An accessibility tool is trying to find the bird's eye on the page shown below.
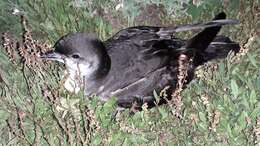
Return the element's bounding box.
[72,54,80,58]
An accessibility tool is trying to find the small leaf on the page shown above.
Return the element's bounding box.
[158,107,168,119]
[92,135,102,145]
[219,62,225,75]
[231,79,239,97]
[249,90,257,106]
[186,4,202,19]
[227,124,233,138]
[198,112,206,122]
[103,96,116,110]
[237,111,247,130]
[247,53,258,68]
[250,106,260,119]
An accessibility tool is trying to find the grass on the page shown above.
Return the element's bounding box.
[0,0,259,145]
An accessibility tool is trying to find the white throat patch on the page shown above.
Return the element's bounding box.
[61,58,94,93]
[64,58,93,76]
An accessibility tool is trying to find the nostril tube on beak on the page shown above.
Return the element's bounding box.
[40,51,64,63]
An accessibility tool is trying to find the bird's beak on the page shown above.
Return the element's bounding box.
[40,51,64,63]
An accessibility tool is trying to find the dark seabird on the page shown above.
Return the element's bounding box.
[41,12,240,109]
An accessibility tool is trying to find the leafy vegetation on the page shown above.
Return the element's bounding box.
[0,0,259,145]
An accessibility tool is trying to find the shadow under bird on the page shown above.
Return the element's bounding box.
[41,12,240,109]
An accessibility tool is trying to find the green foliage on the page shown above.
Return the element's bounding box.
[1,0,113,42]
[0,0,259,145]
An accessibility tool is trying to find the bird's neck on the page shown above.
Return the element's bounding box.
[90,44,111,80]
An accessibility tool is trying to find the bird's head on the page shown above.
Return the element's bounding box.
[41,33,110,79]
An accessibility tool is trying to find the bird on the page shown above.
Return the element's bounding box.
[40,12,240,110]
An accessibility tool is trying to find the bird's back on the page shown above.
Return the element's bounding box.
[99,27,177,105]
[84,12,239,108]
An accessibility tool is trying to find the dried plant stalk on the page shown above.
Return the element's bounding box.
[208,110,220,132]
[2,33,17,64]
[171,53,189,117]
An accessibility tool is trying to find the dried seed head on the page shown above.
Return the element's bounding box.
[2,33,17,64]
[209,110,221,132]
[171,53,190,117]
[16,15,52,71]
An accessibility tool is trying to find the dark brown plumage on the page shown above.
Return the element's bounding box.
[41,12,239,109]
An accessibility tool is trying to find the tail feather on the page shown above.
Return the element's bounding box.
[156,12,238,37]
[173,19,239,32]
[203,36,240,61]
[183,12,236,65]
[185,12,226,50]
